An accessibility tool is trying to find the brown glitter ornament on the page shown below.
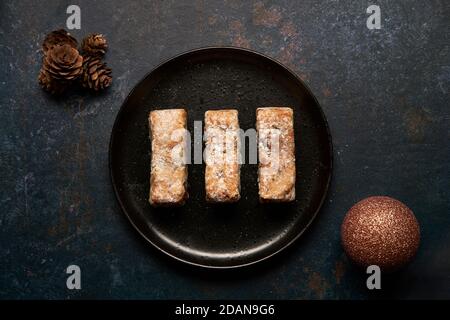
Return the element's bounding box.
[341,196,420,271]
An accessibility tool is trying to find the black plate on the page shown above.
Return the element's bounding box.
[109,47,332,268]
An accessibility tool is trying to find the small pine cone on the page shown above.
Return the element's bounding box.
[43,44,84,81]
[38,69,69,94]
[81,33,108,56]
[42,29,77,54]
[81,55,112,91]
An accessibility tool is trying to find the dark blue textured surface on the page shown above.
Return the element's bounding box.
[0,0,449,299]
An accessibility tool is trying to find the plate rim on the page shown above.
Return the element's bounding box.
[109,46,333,269]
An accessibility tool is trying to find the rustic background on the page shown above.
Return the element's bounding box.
[0,0,449,299]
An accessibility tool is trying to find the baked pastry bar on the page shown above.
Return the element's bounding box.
[256,107,295,202]
[204,109,241,202]
[149,109,188,206]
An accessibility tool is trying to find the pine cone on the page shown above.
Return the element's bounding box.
[81,55,112,91]
[38,69,69,95]
[81,33,108,56]
[43,44,83,81]
[42,29,77,54]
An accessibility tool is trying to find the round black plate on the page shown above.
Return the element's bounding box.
[109,47,332,268]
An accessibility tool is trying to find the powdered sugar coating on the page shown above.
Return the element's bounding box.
[149,109,188,206]
[257,107,295,202]
[204,109,241,202]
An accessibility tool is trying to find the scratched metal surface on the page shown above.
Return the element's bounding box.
[0,0,449,299]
